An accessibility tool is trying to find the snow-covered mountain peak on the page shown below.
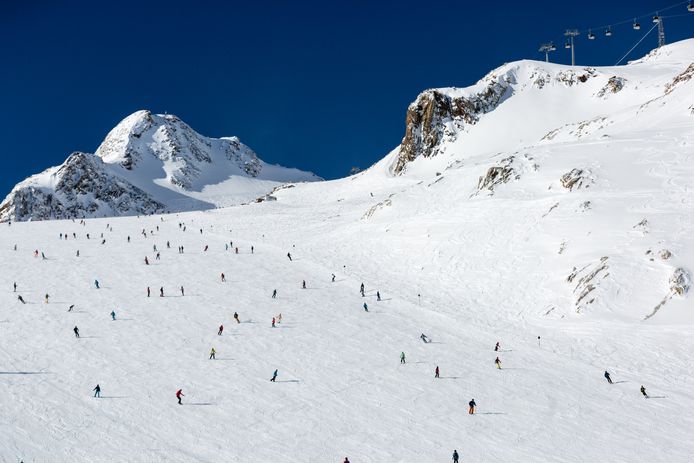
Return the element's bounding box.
[1,111,319,221]
[94,110,265,190]
[391,42,694,176]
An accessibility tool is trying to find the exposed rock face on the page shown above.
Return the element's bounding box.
[0,152,165,221]
[555,68,596,86]
[669,268,691,295]
[362,196,393,220]
[476,157,517,193]
[644,267,691,320]
[392,72,514,174]
[560,168,593,191]
[596,76,626,97]
[664,63,694,94]
[567,256,610,313]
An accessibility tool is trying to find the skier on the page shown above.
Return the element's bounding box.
[277,313,282,324]
[360,283,365,297]
[68,304,74,312]
[17,295,25,304]
[251,246,254,254]
[435,366,440,378]
[272,317,276,328]
[604,371,613,384]
[495,342,500,352]
[495,356,502,369]
[209,348,216,360]
[272,289,277,299]
[204,245,208,252]
[377,291,381,301]
[221,273,226,282]
[287,252,292,261]
[331,273,335,283]
[147,287,151,297]
[344,458,350,463]
[180,286,184,296]
[400,352,406,364]
[234,312,240,323]
[76,250,80,257]
[160,287,164,297]
[176,389,184,405]
[73,326,80,338]
[94,279,100,289]
[13,282,17,292]
[145,256,149,265]
[45,294,49,304]
[218,325,224,335]
[420,333,429,343]
[302,280,306,289]
[93,384,101,398]
[235,247,239,254]
[640,385,648,398]
[468,399,476,414]
[111,310,116,321]
[270,369,278,382]
[127,236,131,243]
[363,302,368,312]
[155,252,160,260]
[453,450,459,463]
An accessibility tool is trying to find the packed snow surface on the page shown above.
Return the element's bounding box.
[2,40,694,462]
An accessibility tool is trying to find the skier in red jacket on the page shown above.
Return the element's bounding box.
[176,389,184,405]
[218,325,223,335]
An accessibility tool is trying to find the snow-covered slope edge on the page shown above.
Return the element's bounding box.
[0,110,320,221]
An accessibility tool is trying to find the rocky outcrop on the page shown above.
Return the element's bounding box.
[567,257,610,313]
[0,152,165,221]
[555,68,597,87]
[362,196,394,220]
[596,76,626,97]
[392,71,514,174]
[477,158,516,193]
[644,268,691,320]
[560,168,593,191]
[664,63,694,94]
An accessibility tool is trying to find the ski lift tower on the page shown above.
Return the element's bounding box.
[564,29,580,66]
[653,14,665,47]
[539,42,557,62]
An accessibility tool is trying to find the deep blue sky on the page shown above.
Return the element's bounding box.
[1,1,692,193]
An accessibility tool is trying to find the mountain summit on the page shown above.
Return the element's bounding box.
[0,110,319,221]
[389,38,694,177]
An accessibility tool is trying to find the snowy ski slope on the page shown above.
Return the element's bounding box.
[1,198,693,462]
